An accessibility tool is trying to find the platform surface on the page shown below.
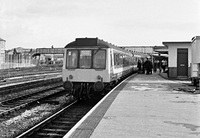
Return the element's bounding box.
[67,73,200,138]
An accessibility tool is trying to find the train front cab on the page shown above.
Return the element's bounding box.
[62,48,112,98]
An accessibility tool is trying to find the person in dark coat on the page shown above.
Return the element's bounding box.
[153,60,158,73]
[144,58,153,74]
[141,59,145,74]
[161,60,167,73]
[137,60,142,73]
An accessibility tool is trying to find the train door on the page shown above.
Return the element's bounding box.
[110,49,114,73]
[177,48,188,77]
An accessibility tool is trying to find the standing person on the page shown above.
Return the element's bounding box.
[158,60,162,73]
[141,58,145,74]
[153,60,158,73]
[163,60,167,72]
[161,60,167,72]
[137,60,142,73]
[144,58,153,74]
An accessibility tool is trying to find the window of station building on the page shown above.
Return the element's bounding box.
[80,50,92,69]
[66,50,78,68]
[93,50,106,69]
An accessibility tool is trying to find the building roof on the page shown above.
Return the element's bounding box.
[0,38,6,41]
[191,36,200,42]
[153,46,168,54]
[162,41,191,46]
[120,45,155,48]
[162,41,191,49]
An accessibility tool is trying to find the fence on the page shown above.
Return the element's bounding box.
[0,53,37,69]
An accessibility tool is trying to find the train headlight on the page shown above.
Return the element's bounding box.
[63,81,73,91]
[94,81,104,92]
[69,75,73,79]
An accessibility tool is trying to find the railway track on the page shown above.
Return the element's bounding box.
[16,94,103,138]
[0,83,63,117]
[0,72,61,86]
[0,77,62,96]
[0,70,61,79]
[0,65,62,79]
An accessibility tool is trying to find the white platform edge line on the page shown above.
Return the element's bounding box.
[63,73,137,138]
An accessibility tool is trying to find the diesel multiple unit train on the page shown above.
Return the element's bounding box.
[62,38,146,99]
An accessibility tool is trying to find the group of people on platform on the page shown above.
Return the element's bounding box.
[137,58,168,75]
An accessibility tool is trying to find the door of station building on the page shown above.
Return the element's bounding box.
[177,48,188,77]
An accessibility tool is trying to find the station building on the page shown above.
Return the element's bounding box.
[162,41,191,79]
[5,47,37,68]
[161,36,200,80]
[191,36,200,84]
[0,38,6,69]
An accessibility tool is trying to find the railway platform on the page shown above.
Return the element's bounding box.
[65,73,200,138]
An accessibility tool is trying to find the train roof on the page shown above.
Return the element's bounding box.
[65,38,151,58]
[65,38,130,53]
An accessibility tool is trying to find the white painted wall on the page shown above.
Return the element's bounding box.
[168,43,191,67]
[0,40,5,69]
[191,36,200,77]
[191,36,200,63]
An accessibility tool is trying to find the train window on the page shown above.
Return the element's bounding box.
[123,55,129,67]
[93,50,106,69]
[114,53,119,66]
[119,54,123,65]
[66,50,78,68]
[80,50,92,68]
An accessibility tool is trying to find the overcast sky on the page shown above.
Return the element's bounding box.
[0,0,200,49]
